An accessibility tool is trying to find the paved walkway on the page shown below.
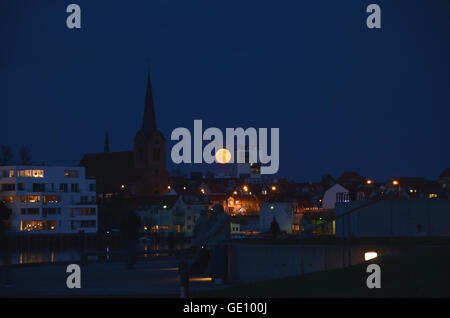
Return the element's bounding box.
[0,260,221,297]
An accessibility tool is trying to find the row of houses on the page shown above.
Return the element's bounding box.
[1,164,449,237]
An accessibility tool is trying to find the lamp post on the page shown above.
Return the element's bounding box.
[392,180,400,199]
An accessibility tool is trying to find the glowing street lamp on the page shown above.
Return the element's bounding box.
[364,251,378,261]
[271,185,277,191]
[366,179,373,185]
[392,180,399,186]
[243,185,249,192]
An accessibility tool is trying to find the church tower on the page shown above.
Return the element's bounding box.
[133,68,169,195]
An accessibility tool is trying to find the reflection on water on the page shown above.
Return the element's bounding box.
[7,240,189,265]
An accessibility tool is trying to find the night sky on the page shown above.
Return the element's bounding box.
[1,0,449,182]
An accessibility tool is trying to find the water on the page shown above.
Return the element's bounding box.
[4,240,190,265]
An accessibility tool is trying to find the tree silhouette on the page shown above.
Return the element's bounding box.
[19,145,32,165]
[0,201,11,221]
[0,145,13,165]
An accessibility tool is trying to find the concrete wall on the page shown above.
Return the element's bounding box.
[227,242,450,284]
[335,200,450,237]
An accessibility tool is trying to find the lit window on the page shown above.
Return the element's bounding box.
[20,220,56,231]
[429,193,438,199]
[17,170,44,178]
[64,170,79,178]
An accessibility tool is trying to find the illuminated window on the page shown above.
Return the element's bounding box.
[17,170,44,178]
[64,170,79,178]
[20,195,40,203]
[429,193,438,199]
[1,196,14,203]
[43,195,61,204]
[20,220,56,231]
[0,170,15,178]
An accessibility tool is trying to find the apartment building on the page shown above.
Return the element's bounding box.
[0,165,98,234]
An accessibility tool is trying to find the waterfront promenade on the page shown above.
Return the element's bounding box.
[0,259,217,297]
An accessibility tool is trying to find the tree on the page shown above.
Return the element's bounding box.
[0,145,13,165]
[321,174,336,190]
[0,201,11,221]
[19,145,32,165]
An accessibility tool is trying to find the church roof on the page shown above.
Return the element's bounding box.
[142,68,157,138]
[79,151,144,192]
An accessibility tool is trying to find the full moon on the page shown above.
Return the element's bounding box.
[215,148,231,164]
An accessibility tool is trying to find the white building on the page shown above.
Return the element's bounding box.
[322,184,350,209]
[0,166,98,234]
[135,194,209,237]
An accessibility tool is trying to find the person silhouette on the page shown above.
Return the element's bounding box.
[270,216,280,239]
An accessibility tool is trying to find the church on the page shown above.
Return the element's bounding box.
[80,70,170,198]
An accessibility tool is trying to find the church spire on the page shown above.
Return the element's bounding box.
[142,67,157,137]
[104,129,110,153]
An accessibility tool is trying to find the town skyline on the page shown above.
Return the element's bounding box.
[2,0,450,181]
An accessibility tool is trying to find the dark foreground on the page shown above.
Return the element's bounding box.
[0,259,217,297]
[195,251,450,298]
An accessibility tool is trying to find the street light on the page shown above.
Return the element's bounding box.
[392,180,400,199]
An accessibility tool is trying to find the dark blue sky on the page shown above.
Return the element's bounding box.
[1,0,449,182]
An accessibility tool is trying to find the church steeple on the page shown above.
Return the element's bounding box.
[104,129,110,153]
[142,67,157,137]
